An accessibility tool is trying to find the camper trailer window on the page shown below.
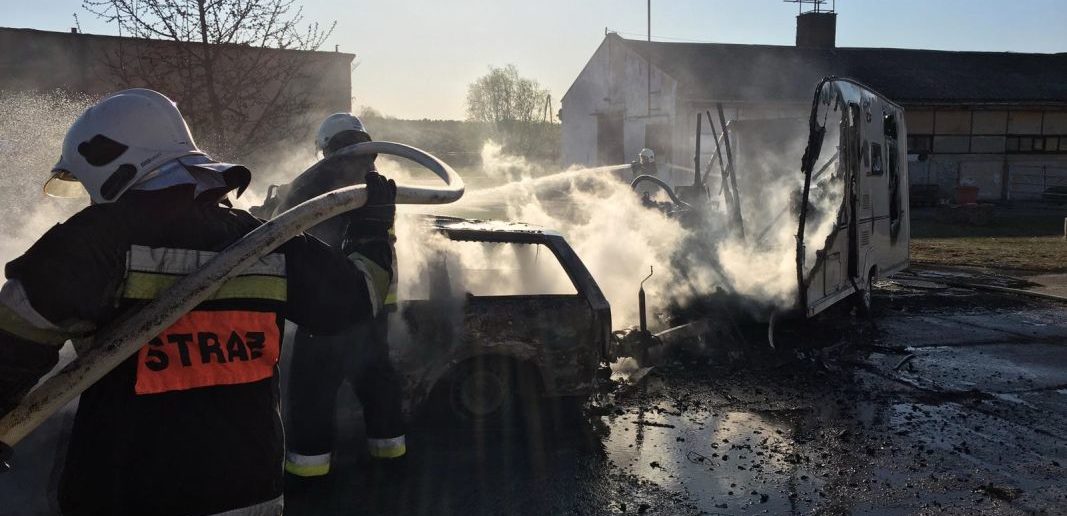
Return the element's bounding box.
[870,142,884,176]
[884,114,900,177]
[883,113,899,139]
[885,114,902,236]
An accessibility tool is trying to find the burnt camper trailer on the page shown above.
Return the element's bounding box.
[635,78,909,321]
[710,78,910,317]
[796,78,910,317]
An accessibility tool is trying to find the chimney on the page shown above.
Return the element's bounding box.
[796,11,836,48]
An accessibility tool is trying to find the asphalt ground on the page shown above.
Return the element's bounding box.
[4,272,1067,515]
[282,273,1067,516]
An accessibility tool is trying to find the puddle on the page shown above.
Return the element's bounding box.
[601,403,823,513]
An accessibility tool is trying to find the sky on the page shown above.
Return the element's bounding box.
[4,0,1067,120]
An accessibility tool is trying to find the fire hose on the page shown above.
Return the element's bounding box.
[630,175,695,211]
[0,142,464,463]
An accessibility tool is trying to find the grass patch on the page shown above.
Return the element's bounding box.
[911,236,1067,273]
[910,205,1067,273]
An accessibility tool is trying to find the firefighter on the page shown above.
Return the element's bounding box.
[0,89,394,516]
[630,147,657,178]
[281,113,407,480]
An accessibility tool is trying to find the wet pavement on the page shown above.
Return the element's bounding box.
[280,276,1067,515]
[4,274,1067,515]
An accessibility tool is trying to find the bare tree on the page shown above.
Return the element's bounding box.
[466,65,553,154]
[84,0,335,159]
[466,65,549,125]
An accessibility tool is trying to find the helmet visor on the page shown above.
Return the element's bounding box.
[44,170,89,199]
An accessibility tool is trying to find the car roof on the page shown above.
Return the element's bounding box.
[409,215,564,244]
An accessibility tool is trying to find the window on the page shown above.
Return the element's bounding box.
[1005,135,1067,154]
[885,114,902,240]
[933,135,970,153]
[907,135,933,154]
[1006,137,1020,152]
[443,242,577,297]
[870,142,884,176]
[971,136,1006,153]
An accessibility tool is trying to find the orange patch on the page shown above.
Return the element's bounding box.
[134,311,280,395]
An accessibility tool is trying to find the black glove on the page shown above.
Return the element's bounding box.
[341,171,396,286]
[347,172,399,234]
[342,171,396,252]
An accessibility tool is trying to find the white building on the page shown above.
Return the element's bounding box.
[561,12,1067,201]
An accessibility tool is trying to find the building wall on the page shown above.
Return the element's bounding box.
[905,107,1067,200]
[562,37,1067,202]
[560,40,610,167]
[561,40,821,187]
[662,101,810,187]
[560,37,677,168]
[0,28,353,158]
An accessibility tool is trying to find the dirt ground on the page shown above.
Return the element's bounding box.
[3,269,1066,515]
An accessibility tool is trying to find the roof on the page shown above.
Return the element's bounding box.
[421,216,564,244]
[614,34,1067,105]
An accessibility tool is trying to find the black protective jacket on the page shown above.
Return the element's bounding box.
[0,185,387,516]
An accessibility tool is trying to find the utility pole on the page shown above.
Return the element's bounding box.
[647,0,652,117]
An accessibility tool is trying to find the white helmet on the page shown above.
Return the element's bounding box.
[47,89,205,204]
[315,113,368,155]
[639,148,655,162]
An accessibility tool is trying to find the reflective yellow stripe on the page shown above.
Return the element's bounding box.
[0,302,72,345]
[284,460,331,477]
[128,246,286,277]
[368,435,406,459]
[347,252,391,306]
[384,292,398,306]
[123,272,287,302]
[369,443,406,459]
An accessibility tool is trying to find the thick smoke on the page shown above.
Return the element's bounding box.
[478,140,534,184]
[0,90,844,331]
[704,116,844,308]
[0,91,93,275]
[461,166,686,325]
[390,119,844,329]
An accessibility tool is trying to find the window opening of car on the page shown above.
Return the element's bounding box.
[406,241,578,298]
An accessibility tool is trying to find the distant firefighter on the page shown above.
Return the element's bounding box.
[280,113,408,482]
[631,147,657,178]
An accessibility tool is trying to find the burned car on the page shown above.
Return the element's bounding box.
[388,216,611,421]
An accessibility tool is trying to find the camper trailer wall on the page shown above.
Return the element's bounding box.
[803,79,910,317]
